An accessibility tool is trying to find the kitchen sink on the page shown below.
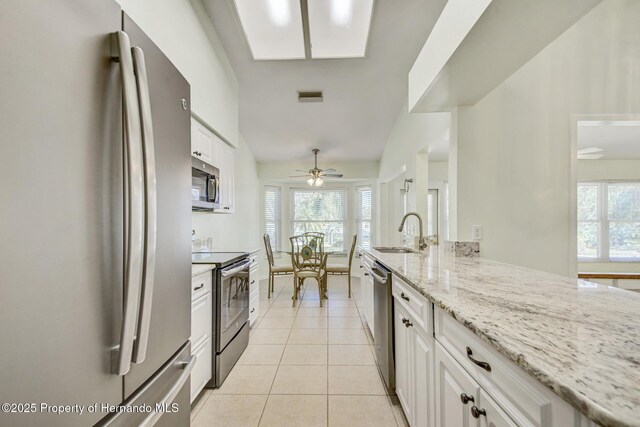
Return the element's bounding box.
[373,247,418,254]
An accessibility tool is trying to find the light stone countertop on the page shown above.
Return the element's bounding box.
[191,263,215,278]
[365,246,640,427]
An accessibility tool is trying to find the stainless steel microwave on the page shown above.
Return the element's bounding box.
[192,157,220,211]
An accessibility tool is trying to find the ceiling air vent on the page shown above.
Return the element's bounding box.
[298,91,323,103]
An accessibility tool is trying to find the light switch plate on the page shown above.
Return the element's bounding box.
[472,225,483,240]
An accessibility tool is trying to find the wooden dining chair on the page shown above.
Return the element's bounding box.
[289,234,328,307]
[326,235,357,298]
[263,234,293,298]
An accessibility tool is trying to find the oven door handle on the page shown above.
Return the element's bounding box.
[221,261,251,277]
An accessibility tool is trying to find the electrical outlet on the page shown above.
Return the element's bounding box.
[472,225,483,240]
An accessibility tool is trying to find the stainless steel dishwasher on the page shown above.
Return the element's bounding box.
[371,261,395,394]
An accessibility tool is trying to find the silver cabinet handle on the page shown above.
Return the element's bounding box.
[113,31,144,376]
[131,46,157,365]
[139,354,197,426]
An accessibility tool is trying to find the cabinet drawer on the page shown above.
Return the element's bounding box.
[249,293,259,326]
[392,274,432,335]
[191,271,212,301]
[190,335,212,403]
[434,307,575,427]
[191,291,212,348]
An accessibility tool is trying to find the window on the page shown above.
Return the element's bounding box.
[356,186,373,250]
[578,182,640,261]
[264,186,282,250]
[291,189,346,252]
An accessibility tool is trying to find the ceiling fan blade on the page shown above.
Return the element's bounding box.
[322,174,344,178]
[289,175,311,178]
[295,169,309,173]
[323,168,336,173]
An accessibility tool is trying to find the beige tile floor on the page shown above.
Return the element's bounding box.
[190,275,409,427]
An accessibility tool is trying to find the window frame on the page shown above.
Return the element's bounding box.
[290,187,347,252]
[578,180,640,263]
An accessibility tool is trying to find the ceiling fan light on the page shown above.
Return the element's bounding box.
[315,177,324,187]
[307,178,315,186]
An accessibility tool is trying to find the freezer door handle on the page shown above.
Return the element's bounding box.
[131,45,157,365]
[139,354,197,427]
[112,31,144,376]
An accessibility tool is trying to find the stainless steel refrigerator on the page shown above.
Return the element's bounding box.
[0,1,193,425]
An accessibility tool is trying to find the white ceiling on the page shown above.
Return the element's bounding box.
[577,121,640,160]
[203,0,446,163]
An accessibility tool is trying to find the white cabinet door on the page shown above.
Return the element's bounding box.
[249,257,259,326]
[413,326,434,427]
[361,271,374,337]
[477,390,518,427]
[435,341,480,427]
[190,118,213,163]
[223,143,235,213]
[214,140,235,213]
[394,301,412,420]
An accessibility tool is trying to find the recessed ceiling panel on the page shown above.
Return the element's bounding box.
[235,0,305,60]
[308,0,374,59]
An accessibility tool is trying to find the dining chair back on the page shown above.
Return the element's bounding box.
[289,234,328,306]
[263,233,293,298]
[326,234,357,298]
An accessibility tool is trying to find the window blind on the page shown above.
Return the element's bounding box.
[264,186,281,251]
[356,186,372,250]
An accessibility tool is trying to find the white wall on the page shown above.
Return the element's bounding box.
[452,0,640,276]
[577,160,640,181]
[429,162,449,182]
[192,135,260,248]
[377,101,451,245]
[114,0,239,146]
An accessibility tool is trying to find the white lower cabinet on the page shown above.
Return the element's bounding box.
[477,389,519,427]
[249,255,260,326]
[434,341,480,427]
[190,271,212,403]
[394,302,412,417]
[361,253,375,338]
[393,289,435,427]
[392,276,581,427]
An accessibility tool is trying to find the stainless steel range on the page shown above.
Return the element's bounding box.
[192,252,250,387]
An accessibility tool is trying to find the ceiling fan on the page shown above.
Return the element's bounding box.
[290,148,343,186]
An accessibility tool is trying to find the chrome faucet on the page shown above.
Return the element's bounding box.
[398,212,428,251]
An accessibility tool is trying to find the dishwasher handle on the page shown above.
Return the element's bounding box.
[370,267,389,284]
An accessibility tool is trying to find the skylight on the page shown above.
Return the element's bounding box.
[234,0,306,60]
[307,0,374,58]
[235,0,374,60]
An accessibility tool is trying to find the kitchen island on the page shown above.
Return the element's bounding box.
[365,246,640,427]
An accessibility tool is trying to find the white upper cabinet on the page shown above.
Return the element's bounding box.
[213,137,235,213]
[190,117,236,214]
[191,118,213,163]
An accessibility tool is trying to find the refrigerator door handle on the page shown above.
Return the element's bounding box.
[112,31,145,376]
[139,354,196,427]
[131,46,157,365]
